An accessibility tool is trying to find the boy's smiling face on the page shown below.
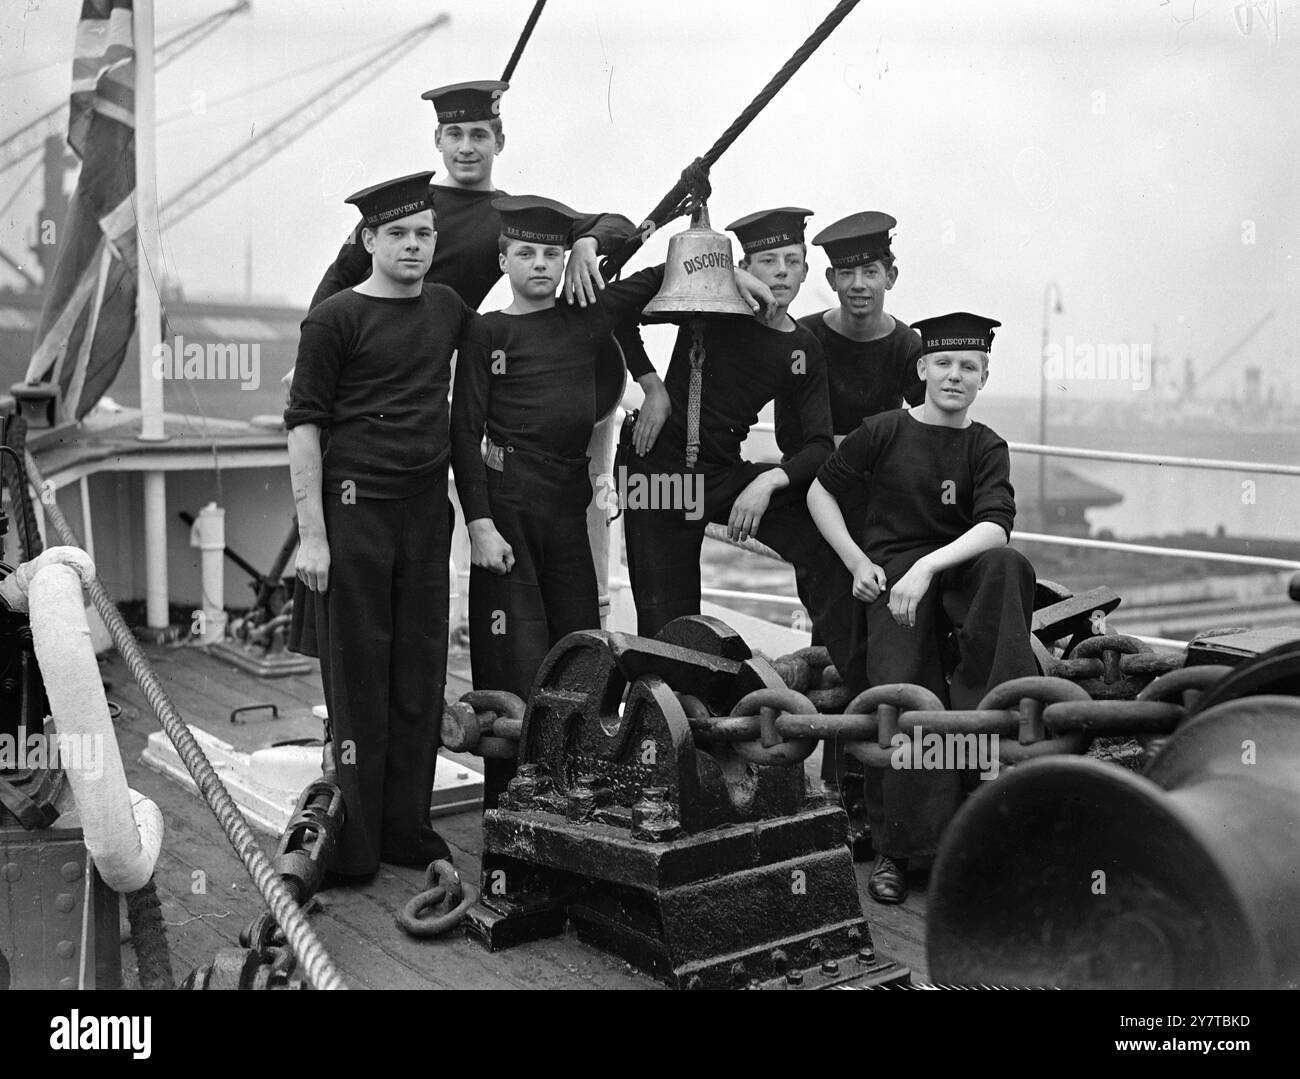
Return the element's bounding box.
[919,349,989,413]
[435,121,503,187]
[826,259,896,320]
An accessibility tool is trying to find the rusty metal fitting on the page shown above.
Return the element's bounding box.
[397,859,480,939]
[728,687,819,766]
[1042,699,1186,737]
[1134,664,1234,759]
[272,779,344,904]
[1118,652,1184,679]
[977,676,1092,765]
[772,653,814,693]
[440,700,483,752]
[631,786,681,842]
[1137,664,1234,705]
[442,689,528,757]
[806,684,856,712]
[1070,634,1152,685]
[502,763,551,809]
[839,684,945,769]
[1048,656,1106,681]
[773,711,877,742]
[566,774,610,822]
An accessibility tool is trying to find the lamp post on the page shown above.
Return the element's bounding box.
[1038,281,1064,531]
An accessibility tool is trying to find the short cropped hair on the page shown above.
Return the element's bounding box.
[739,242,807,269]
[833,252,896,273]
[498,234,569,256]
[436,118,505,145]
[360,208,436,244]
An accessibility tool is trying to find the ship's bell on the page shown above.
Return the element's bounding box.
[641,203,753,322]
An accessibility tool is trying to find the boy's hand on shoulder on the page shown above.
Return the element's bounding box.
[281,367,295,407]
[851,557,887,603]
[468,518,515,575]
[888,559,935,628]
[563,237,604,307]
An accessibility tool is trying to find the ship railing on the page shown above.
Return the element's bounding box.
[450,415,1300,654]
[681,424,1300,653]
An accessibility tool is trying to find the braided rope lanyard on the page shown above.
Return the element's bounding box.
[684,322,706,471]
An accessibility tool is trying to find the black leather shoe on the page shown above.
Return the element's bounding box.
[867,855,908,904]
[381,829,454,869]
[320,868,376,891]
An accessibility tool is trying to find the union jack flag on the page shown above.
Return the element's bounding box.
[26,0,138,421]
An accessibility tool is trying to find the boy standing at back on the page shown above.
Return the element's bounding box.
[776,211,923,457]
[776,212,924,790]
[806,312,1038,904]
[311,81,630,311]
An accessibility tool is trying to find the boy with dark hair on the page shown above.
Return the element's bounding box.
[776,211,923,456]
[807,311,1038,904]
[286,172,486,880]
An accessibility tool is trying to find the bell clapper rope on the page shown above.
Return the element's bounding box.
[685,320,706,472]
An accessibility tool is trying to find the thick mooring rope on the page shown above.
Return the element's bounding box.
[501,0,547,82]
[603,0,861,275]
[24,451,347,991]
[125,877,175,990]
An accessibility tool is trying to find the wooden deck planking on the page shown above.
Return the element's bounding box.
[105,641,929,988]
[140,645,324,716]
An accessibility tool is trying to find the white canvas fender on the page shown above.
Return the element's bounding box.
[1,547,163,892]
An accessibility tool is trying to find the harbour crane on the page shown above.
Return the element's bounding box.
[0,1,252,177]
[159,14,450,232]
[1180,309,1276,402]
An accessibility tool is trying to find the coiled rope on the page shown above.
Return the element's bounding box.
[602,0,861,276]
[24,449,347,991]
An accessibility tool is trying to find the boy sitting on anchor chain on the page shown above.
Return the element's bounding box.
[807,312,1039,905]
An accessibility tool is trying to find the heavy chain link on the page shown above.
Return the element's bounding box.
[446,632,1219,770]
[439,689,526,758]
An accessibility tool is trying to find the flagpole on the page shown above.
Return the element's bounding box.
[135,0,169,630]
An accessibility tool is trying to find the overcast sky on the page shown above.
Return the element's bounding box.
[1,0,1296,402]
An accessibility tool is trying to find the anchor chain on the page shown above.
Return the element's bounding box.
[446,628,1214,770]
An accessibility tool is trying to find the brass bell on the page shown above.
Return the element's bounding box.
[641,202,753,322]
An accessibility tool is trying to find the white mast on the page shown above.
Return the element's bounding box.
[134,0,169,630]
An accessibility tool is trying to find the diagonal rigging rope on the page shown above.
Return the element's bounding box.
[502,0,547,82]
[23,450,347,991]
[602,0,861,276]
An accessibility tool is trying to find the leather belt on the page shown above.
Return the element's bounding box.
[483,437,509,473]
